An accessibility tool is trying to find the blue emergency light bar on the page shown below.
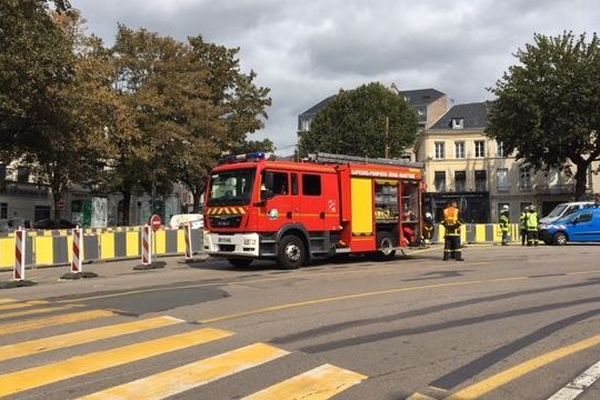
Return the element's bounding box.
[221,152,271,164]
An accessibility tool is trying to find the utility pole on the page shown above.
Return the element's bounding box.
[384,116,390,159]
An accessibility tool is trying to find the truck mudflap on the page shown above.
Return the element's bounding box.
[203,232,260,257]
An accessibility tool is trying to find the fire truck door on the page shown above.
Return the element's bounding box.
[298,173,338,232]
[258,170,298,231]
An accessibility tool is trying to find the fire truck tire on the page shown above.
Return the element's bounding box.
[277,234,306,269]
[227,258,253,268]
[375,231,396,261]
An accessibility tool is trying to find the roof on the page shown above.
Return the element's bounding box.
[299,88,447,117]
[299,95,338,117]
[429,102,489,130]
[400,88,445,105]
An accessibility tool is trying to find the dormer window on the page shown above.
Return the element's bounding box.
[451,118,464,129]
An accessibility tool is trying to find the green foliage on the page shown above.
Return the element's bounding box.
[0,2,116,219]
[298,82,419,158]
[0,3,271,222]
[233,138,276,154]
[109,27,272,218]
[487,32,600,198]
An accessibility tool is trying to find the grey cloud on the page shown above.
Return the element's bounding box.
[74,0,600,155]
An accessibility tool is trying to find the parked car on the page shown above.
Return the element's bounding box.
[168,213,203,229]
[539,201,595,226]
[539,207,600,245]
[33,219,77,229]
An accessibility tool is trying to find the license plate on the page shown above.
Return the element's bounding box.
[218,237,232,243]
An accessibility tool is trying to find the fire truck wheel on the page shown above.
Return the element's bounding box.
[277,234,306,269]
[227,258,253,268]
[376,231,396,261]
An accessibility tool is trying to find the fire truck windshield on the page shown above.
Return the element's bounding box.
[208,168,256,206]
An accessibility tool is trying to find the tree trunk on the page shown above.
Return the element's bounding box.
[192,181,206,212]
[121,190,131,226]
[53,193,61,222]
[574,163,589,200]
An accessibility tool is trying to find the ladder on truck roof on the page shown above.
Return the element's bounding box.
[307,152,424,169]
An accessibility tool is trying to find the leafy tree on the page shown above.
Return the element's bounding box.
[487,32,600,199]
[233,138,276,154]
[110,28,272,218]
[298,82,419,158]
[0,2,114,220]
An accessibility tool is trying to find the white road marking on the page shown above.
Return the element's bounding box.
[547,359,600,400]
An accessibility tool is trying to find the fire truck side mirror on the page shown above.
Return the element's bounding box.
[261,189,276,201]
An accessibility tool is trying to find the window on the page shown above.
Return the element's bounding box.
[519,167,532,191]
[34,206,51,222]
[455,171,466,192]
[434,171,446,192]
[17,166,30,183]
[434,142,445,159]
[455,142,465,159]
[291,173,299,195]
[0,203,6,219]
[475,141,485,158]
[520,202,532,212]
[475,170,487,192]
[497,141,508,158]
[262,171,289,197]
[208,169,256,206]
[451,118,464,129]
[302,174,321,196]
[0,164,5,181]
[300,118,311,132]
[576,212,593,223]
[496,168,509,192]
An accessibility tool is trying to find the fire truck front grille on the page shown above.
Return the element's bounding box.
[218,244,236,252]
[210,216,242,228]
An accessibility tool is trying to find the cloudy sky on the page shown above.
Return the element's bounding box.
[76,0,600,155]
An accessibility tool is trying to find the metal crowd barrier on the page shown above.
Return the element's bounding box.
[0,228,203,270]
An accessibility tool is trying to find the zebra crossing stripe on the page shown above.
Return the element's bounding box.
[241,364,367,400]
[0,309,115,337]
[79,343,290,400]
[0,316,183,363]
[0,327,233,397]
[0,300,48,312]
[0,305,78,321]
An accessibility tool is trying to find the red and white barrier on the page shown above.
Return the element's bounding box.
[142,224,153,265]
[71,226,83,273]
[14,227,26,281]
[184,221,193,261]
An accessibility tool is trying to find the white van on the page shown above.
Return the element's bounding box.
[540,201,595,225]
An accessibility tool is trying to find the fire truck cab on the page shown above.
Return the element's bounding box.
[203,152,424,269]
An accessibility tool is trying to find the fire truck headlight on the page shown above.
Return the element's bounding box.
[243,238,257,246]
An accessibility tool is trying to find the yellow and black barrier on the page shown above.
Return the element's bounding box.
[432,223,522,244]
[0,228,202,271]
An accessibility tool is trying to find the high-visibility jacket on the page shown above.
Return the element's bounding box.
[443,206,461,236]
[525,211,538,231]
[499,214,509,232]
[519,212,527,230]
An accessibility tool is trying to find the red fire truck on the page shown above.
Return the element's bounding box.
[203,152,424,268]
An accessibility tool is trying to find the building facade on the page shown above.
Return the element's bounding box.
[418,102,599,223]
[0,161,189,228]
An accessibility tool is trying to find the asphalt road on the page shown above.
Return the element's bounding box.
[1,244,600,399]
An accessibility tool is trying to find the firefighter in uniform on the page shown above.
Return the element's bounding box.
[525,205,539,246]
[442,201,463,261]
[423,212,434,246]
[520,208,528,246]
[499,205,510,246]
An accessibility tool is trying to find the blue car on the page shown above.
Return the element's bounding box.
[539,207,600,245]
